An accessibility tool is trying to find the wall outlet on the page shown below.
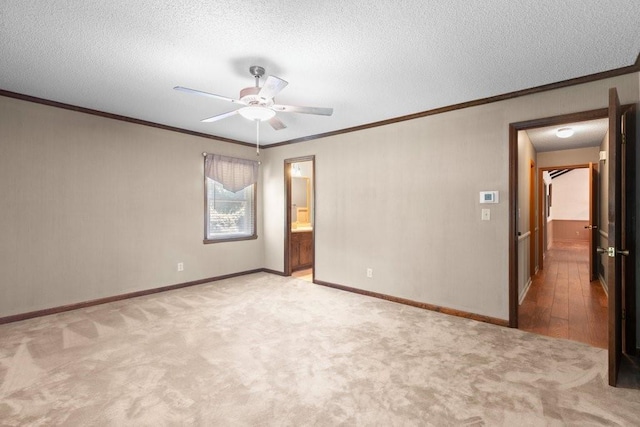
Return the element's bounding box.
[177,262,184,272]
[366,268,373,278]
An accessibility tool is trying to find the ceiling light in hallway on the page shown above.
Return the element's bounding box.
[556,127,574,138]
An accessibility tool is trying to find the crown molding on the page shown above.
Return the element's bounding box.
[2,56,639,149]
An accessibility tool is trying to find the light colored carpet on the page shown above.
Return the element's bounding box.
[1,272,639,426]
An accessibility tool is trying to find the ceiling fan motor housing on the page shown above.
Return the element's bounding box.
[249,65,265,78]
[240,86,274,107]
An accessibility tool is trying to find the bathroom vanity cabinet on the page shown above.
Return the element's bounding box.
[290,230,313,271]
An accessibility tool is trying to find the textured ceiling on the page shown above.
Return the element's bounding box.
[1,1,639,146]
[526,118,609,152]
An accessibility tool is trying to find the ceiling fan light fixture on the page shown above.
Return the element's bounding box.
[556,127,574,138]
[176,65,332,136]
[238,106,276,121]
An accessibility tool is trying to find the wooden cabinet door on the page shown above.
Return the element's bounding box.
[290,231,312,271]
[299,234,313,268]
[290,233,301,270]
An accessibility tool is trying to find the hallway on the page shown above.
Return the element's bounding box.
[519,241,608,348]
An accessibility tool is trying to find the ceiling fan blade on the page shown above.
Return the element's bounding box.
[268,116,287,131]
[258,76,288,100]
[201,110,239,123]
[272,104,333,116]
[174,86,242,104]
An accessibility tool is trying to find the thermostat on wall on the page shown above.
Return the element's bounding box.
[479,191,499,204]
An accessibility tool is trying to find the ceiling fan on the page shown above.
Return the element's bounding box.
[174,65,333,132]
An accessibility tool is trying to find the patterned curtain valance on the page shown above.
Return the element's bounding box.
[205,154,259,193]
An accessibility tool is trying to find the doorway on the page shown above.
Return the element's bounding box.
[508,96,637,386]
[510,108,609,325]
[284,156,315,282]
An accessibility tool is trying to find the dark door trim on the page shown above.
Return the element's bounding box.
[508,107,608,327]
[284,155,316,277]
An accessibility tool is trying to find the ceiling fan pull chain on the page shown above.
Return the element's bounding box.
[256,119,260,155]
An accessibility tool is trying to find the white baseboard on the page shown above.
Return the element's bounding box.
[519,277,533,305]
[598,274,608,297]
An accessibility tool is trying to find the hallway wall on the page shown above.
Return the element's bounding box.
[537,147,599,168]
[516,131,536,302]
[551,168,589,220]
[549,168,590,243]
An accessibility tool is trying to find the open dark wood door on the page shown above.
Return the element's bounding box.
[588,162,598,281]
[607,87,630,386]
[622,104,636,356]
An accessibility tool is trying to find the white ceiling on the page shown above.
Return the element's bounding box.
[1,1,639,146]
[526,118,609,152]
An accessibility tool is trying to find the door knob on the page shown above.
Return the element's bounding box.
[584,225,598,229]
[599,247,631,257]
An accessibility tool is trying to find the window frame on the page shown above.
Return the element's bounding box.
[203,174,258,245]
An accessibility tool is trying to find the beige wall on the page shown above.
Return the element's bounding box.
[550,220,590,242]
[0,96,264,317]
[264,73,639,321]
[537,146,599,168]
[551,168,590,220]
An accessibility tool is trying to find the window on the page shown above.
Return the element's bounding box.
[204,154,258,243]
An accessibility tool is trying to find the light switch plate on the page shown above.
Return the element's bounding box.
[482,209,490,221]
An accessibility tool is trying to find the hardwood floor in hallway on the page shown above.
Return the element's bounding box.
[519,241,608,348]
[292,268,313,282]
